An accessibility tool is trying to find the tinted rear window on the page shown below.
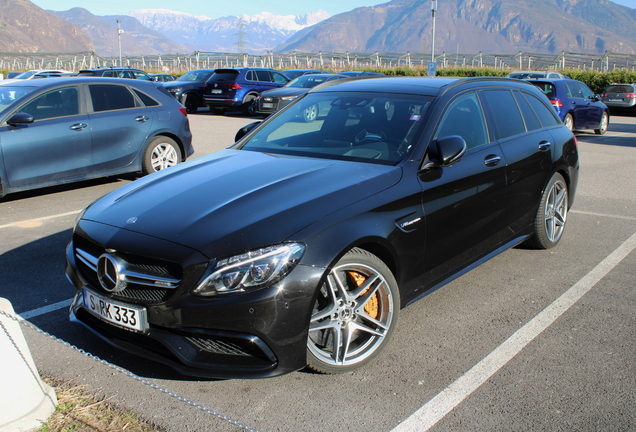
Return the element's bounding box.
[524,93,560,127]
[606,85,634,94]
[208,72,239,82]
[78,71,96,76]
[530,82,557,99]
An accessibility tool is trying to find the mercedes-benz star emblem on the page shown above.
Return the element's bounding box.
[97,254,127,293]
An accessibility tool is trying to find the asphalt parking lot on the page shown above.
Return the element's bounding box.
[1,109,634,431]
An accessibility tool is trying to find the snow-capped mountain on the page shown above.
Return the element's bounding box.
[129,9,330,53]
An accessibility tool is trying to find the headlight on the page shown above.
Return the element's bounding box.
[281,95,298,101]
[193,243,305,296]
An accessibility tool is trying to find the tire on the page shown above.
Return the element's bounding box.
[306,248,399,374]
[594,111,609,135]
[302,104,318,123]
[563,113,574,132]
[242,95,257,115]
[527,173,568,249]
[142,136,181,175]
[183,94,198,114]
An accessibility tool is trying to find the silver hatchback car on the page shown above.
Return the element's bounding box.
[601,83,636,114]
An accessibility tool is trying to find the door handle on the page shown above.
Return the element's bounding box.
[484,155,501,167]
[70,123,87,131]
[538,141,551,151]
[135,116,150,123]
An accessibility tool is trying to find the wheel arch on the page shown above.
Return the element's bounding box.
[242,91,260,104]
[145,132,186,162]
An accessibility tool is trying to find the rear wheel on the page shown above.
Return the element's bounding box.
[594,111,608,135]
[527,173,568,249]
[242,95,257,115]
[142,136,181,175]
[306,248,399,374]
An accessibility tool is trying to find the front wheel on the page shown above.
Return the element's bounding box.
[142,136,181,175]
[183,94,198,114]
[595,111,609,135]
[527,173,568,249]
[563,113,574,132]
[306,248,399,374]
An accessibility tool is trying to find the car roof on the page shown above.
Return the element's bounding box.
[310,76,537,97]
[2,76,158,90]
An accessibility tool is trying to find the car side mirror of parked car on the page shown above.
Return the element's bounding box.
[235,121,262,142]
[421,135,467,171]
[7,112,34,126]
[594,94,601,101]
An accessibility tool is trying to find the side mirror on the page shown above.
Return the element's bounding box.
[235,121,261,142]
[594,94,601,102]
[7,112,34,126]
[421,135,467,171]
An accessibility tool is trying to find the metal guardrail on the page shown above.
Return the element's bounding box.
[1,50,636,73]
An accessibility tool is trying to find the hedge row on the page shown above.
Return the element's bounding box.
[352,66,636,95]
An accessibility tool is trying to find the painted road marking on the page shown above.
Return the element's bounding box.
[0,210,81,229]
[20,299,74,320]
[391,229,636,432]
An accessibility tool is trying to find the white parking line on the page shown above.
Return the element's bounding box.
[570,209,636,221]
[0,210,82,229]
[20,299,74,320]
[392,230,636,432]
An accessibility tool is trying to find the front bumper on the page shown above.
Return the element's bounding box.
[65,227,323,379]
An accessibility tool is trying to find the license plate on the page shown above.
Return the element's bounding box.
[263,103,274,108]
[212,89,222,94]
[83,288,147,332]
[609,99,622,101]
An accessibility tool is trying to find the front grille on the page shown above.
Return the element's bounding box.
[185,336,252,356]
[74,235,182,305]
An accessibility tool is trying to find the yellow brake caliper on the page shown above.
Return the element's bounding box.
[349,271,379,319]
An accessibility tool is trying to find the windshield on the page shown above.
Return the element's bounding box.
[0,86,37,116]
[177,70,213,82]
[286,75,333,89]
[14,71,38,80]
[236,92,432,165]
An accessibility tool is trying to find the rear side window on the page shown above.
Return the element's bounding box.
[524,93,560,127]
[89,85,137,112]
[513,91,541,132]
[566,82,582,98]
[133,71,151,81]
[103,71,116,78]
[435,92,489,151]
[480,90,526,140]
[245,71,256,81]
[531,82,557,99]
[255,70,272,82]
[132,89,159,107]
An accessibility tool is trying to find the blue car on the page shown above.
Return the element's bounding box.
[0,77,193,197]
[203,67,289,115]
[527,78,609,134]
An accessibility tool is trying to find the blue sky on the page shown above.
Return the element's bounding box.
[30,0,636,18]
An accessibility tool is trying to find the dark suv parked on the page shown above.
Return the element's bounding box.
[163,69,216,114]
[203,68,289,115]
[78,68,155,81]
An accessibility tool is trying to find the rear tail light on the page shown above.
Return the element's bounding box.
[573,134,577,148]
[626,94,636,99]
[178,107,187,117]
[550,99,563,108]
[225,83,242,90]
[601,93,608,98]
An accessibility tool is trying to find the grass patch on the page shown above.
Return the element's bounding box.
[39,375,164,432]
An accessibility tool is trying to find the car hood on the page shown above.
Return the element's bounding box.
[261,88,308,98]
[84,149,401,259]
